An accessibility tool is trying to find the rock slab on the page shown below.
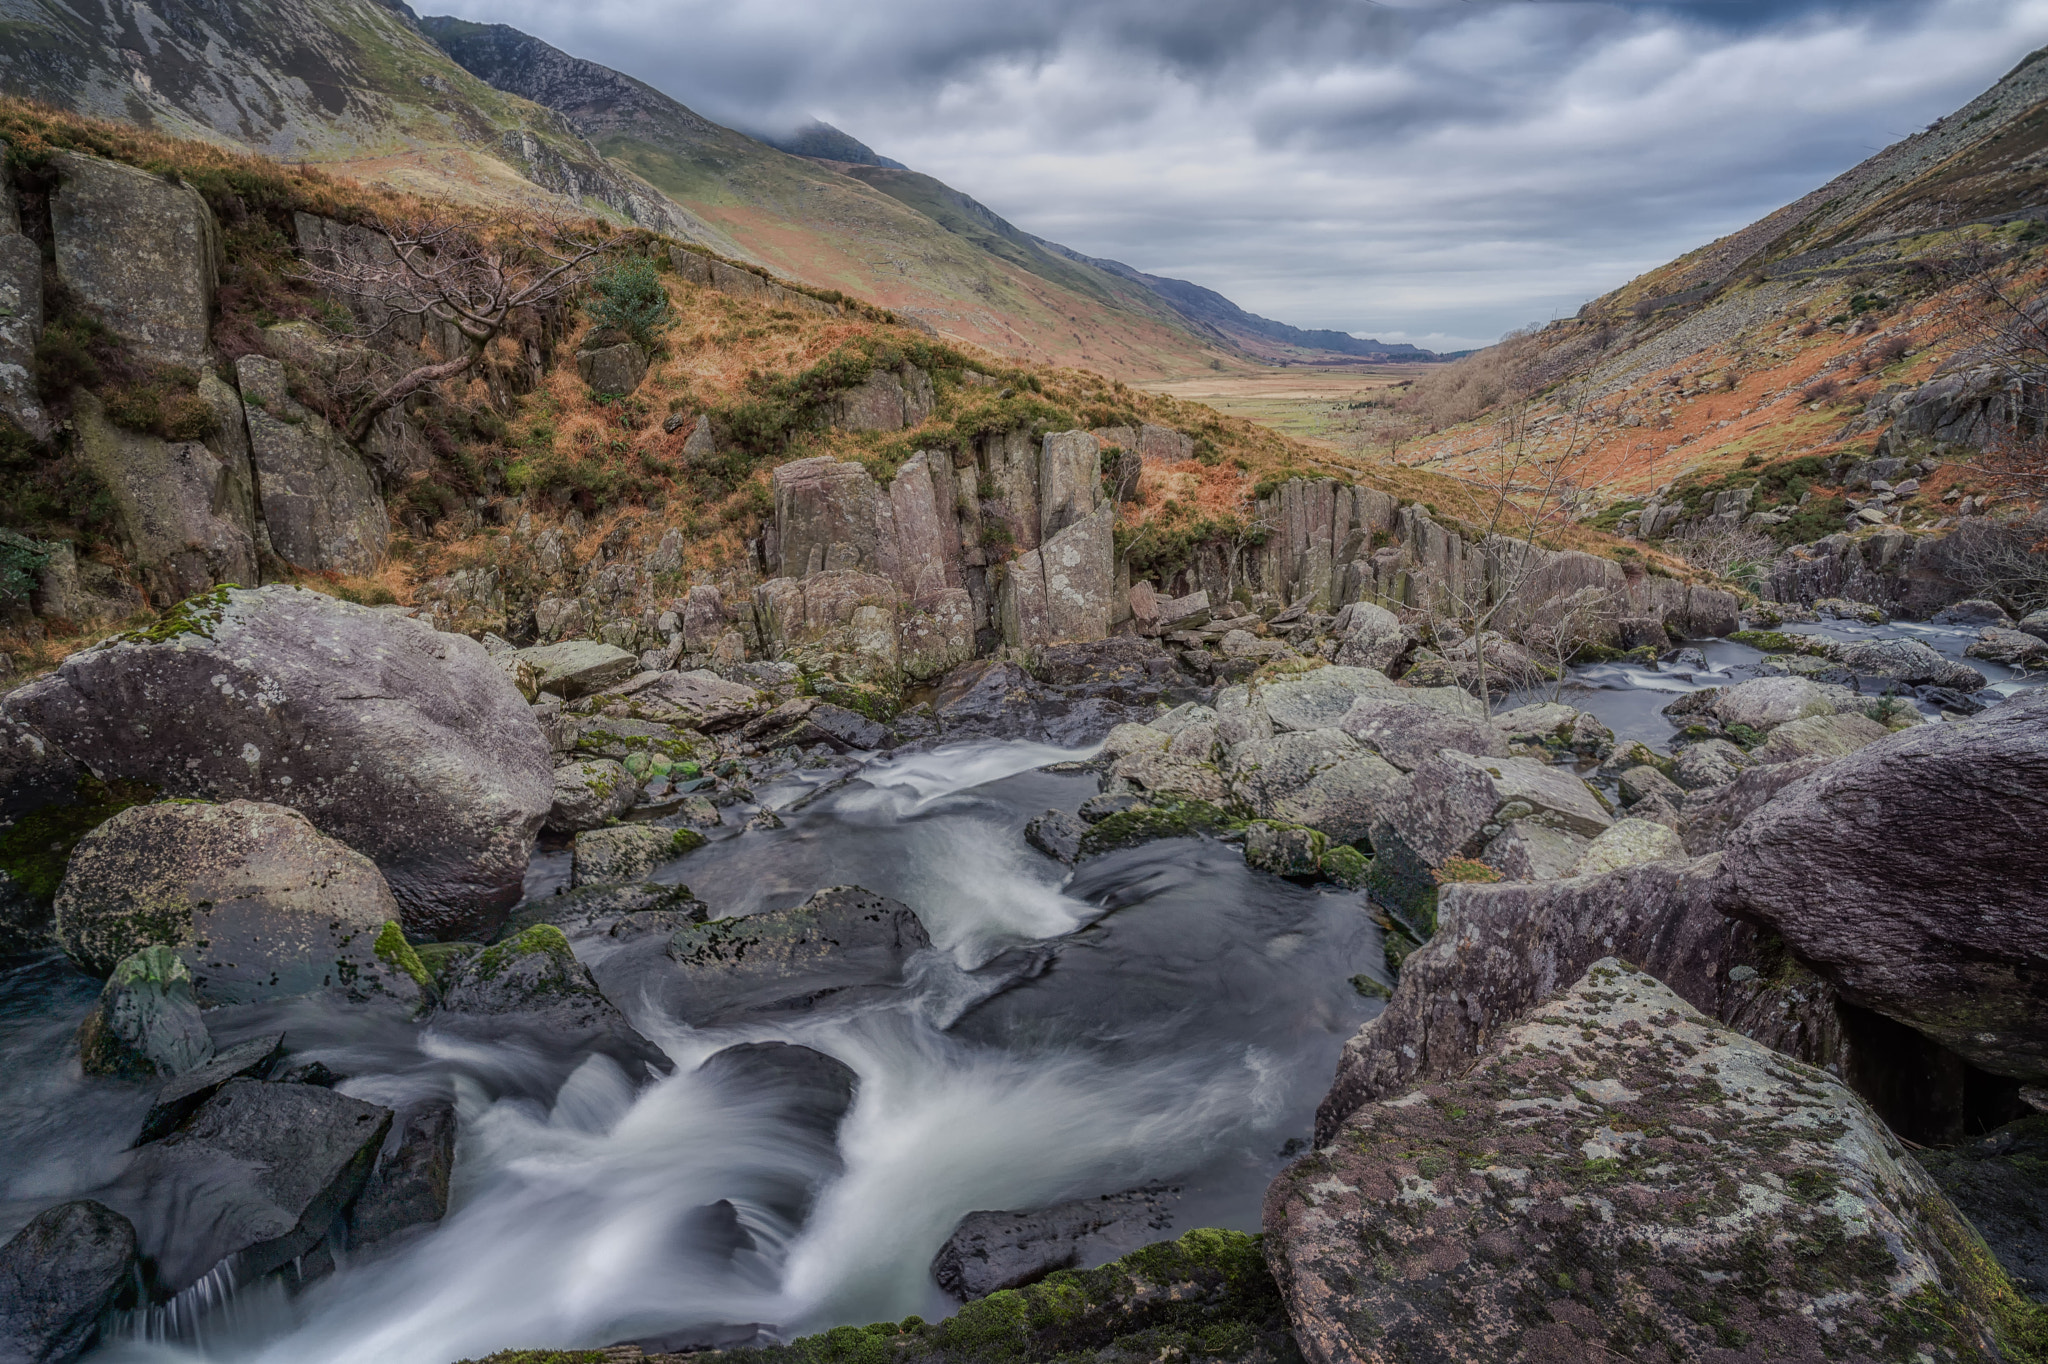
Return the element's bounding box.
[0,1200,137,1364]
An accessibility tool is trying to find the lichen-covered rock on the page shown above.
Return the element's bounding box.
[1709,675,1839,733]
[662,886,932,1025]
[1720,689,2048,1078]
[1024,810,1085,864]
[1678,755,1837,857]
[1260,666,1392,732]
[570,823,700,887]
[1966,626,2048,670]
[1108,749,1228,805]
[1490,701,1612,762]
[1331,601,1412,672]
[1830,635,1988,691]
[76,946,212,1079]
[1570,816,1684,876]
[1270,960,2019,1364]
[3,587,552,940]
[1244,822,1326,877]
[1480,819,1591,881]
[1672,736,1749,790]
[0,1200,137,1364]
[54,800,420,1006]
[1340,693,1507,772]
[1918,1114,2048,1302]
[1101,722,1172,759]
[236,354,389,574]
[512,640,638,699]
[50,151,217,368]
[1004,504,1116,649]
[438,923,669,1077]
[1752,710,1891,763]
[1227,729,1405,844]
[543,759,637,834]
[574,340,648,395]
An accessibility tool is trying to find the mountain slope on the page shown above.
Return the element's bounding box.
[749,119,905,169]
[0,0,733,248]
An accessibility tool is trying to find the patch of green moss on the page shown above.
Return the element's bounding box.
[1350,972,1393,1001]
[373,920,431,990]
[411,940,480,988]
[474,922,575,981]
[1729,630,1830,656]
[1079,799,1238,857]
[0,777,159,905]
[1323,844,1368,889]
[111,584,234,645]
[671,828,706,856]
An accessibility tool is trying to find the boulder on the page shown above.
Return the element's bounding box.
[0,1200,137,1364]
[1330,601,1411,672]
[1107,750,1228,805]
[1933,598,2015,628]
[2020,608,2048,643]
[1243,822,1326,877]
[114,1079,391,1294]
[1720,690,2048,1077]
[1751,710,1891,763]
[571,824,699,887]
[1677,754,1836,857]
[4,587,552,940]
[1490,702,1612,762]
[1617,763,1683,809]
[1569,816,1684,876]
[347,1098,457,1251]
[1340,693,1507,772]
[502,881,708,940]
[1272,960,2014,1364]
[933,1186,1179,1301]
[513,640,638,699]
[544,759,638,834]
[661,887,932,1026]
[575,341,649,395]
[1830,635,1988,691]
[1369,752,1611,910]
[1024,810,1085,864]
[826,364,932,432]
[1710,675,1837,732]
[438,924,669,1078]
[136,1033,286,1144]
[1671,736,1748,789]
[1100,722,1171,759]
[1967,626,2048,670]
[1259,666,1391,732]
[236,355,389,574]
[55,801,419,1008]
[1478,820,1590,881]
[1226,730,1405,844]
[1004,504,1115,649]
[76,946,213,1079]
[49,151,217,367]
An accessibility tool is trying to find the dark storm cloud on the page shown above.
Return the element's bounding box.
[430,0,2048,349]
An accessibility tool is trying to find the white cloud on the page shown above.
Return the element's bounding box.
[427,0,2048,350]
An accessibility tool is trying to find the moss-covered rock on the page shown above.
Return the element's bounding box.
[1243,822,1325,877]
[1077,799,1237,858]
[1322,844,1368,889]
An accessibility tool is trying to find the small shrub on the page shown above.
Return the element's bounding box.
[0,526,49,603]
[1801,377,1841,405]
[586,256,671,349]
[1432,856,1503,886]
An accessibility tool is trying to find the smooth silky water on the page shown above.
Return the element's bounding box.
[0,741,1383,1364]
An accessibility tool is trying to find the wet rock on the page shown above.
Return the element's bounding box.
[1831,635,1988,691]
[1934,598,2016,628]
[3,586,552,941]
[799,702,888,751]
[930,660,1041,737]
[116,1079,391,1295]
[1259,666,1392,732]
[1273,960,2012,1364]
[56,800,420,1007]
[1720,690,2048,1077]
[1967,626,2048,670]
[1337,694,1505,772]
[696,1042,858,1142]
[348,1099,457,1252]
[1490,702,1612,762]
[512,640,638,699]
[1918,1114,2048,1301]
[1226,729,1405,844]
[1024,810,1085,864]
[1077,800,1236,858]
[1078,793,1145,823]
[76,946,212,1079]
[571,824,700,887]
[544,759,639,834]
[662,887,933,1025]
[1570,816,1684,876]
[438,924,670,1078]
[1752,710,1891,763]
[503,881,708,938]
[0,1200,137,1364]
[136,1033,286,1143]
[934,1187,1179,1301]
[1243,822,1325,877]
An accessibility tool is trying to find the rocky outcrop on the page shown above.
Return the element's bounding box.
[3,586,553,940]
[54,800,419,1006]
[0,160,49,441]
[1003,503,1116,650]
[544,758,638,833]
[437,923,669,1077]
[827,364,933,432]
[575,340,649,395]
[1720,689,2048,1078]
[49,152,218,369]
[934,1187,1179,1301]
[236,354,390,574]
[0,1200,137,1364]
[659,886,932,1026]
[1271,960,2016,1364]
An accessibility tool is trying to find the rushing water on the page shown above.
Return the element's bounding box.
[0,741,1382,1364]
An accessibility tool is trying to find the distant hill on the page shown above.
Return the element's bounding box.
[749,120,906,169]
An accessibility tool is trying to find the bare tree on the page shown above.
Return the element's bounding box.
[1931,242,2048,498]
[1666,522,1778,592]
[296,214,610,442]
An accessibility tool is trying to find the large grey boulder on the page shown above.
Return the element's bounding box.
[71,379,259,605]
[1830,635,1987,691]
[1330,601,1411,672]
[1710,675,1839,732]
[1490,701,1612,762]
[1314,854,1828,1142]
[544,759,638,833]
[136,1034,285,1144]
[0,1200,137,1364]
[114,1080,391,1295]
[1721,689,2048,1078]
[511,640,638,699]
[236,355,389,574]
[50,151,216,368]
[1259,666,1391,732]
[437,924,669,1078]
[1004,503,1115,649]
[1751,710,1890,763]
[575,340,649,395]
[661,887,933,1026]
[54,800,419,1006]
[1678,754,1836,856]
[1338,693,1506,771]
[3,587,553,939]
[1225,729,1405,844]
[1569,816,1684,875]
[582,668,768,729]
[1272,960,2013,1364]
[75,946,213,1079]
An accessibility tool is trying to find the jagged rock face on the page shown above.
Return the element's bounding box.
[71,379,259,606]
[0,170,49,441]
[49,152,217,368]
[236,355,390,575]
[55,799,418,1006]
[827,364,934,432]
[1720,690,2048,1078]
[1272,960,2011,1364]
[1313,855,1843,1144]
[1764,523,1989,619]
[3,586,553,940]
[1003,503,1115,649]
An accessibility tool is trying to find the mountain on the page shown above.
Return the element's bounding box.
[749,119,906,169]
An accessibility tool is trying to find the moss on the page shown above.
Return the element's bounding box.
[1431,856,1504,887]
[1351,972,1393,1001]
[1323,844,1368,889]
[670,828,706,856]
[412,940,480,987]
[0,777,159,905]
[474,922,575,981]
[1079,799,1237,857]
[1729,629,1829,656]
[373,920,432,990]
[111,584,234,645]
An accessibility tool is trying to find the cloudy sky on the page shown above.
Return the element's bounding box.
[430,0,2048,350]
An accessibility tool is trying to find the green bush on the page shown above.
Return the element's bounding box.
[586,255,671,349]
[0,526,49,603]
